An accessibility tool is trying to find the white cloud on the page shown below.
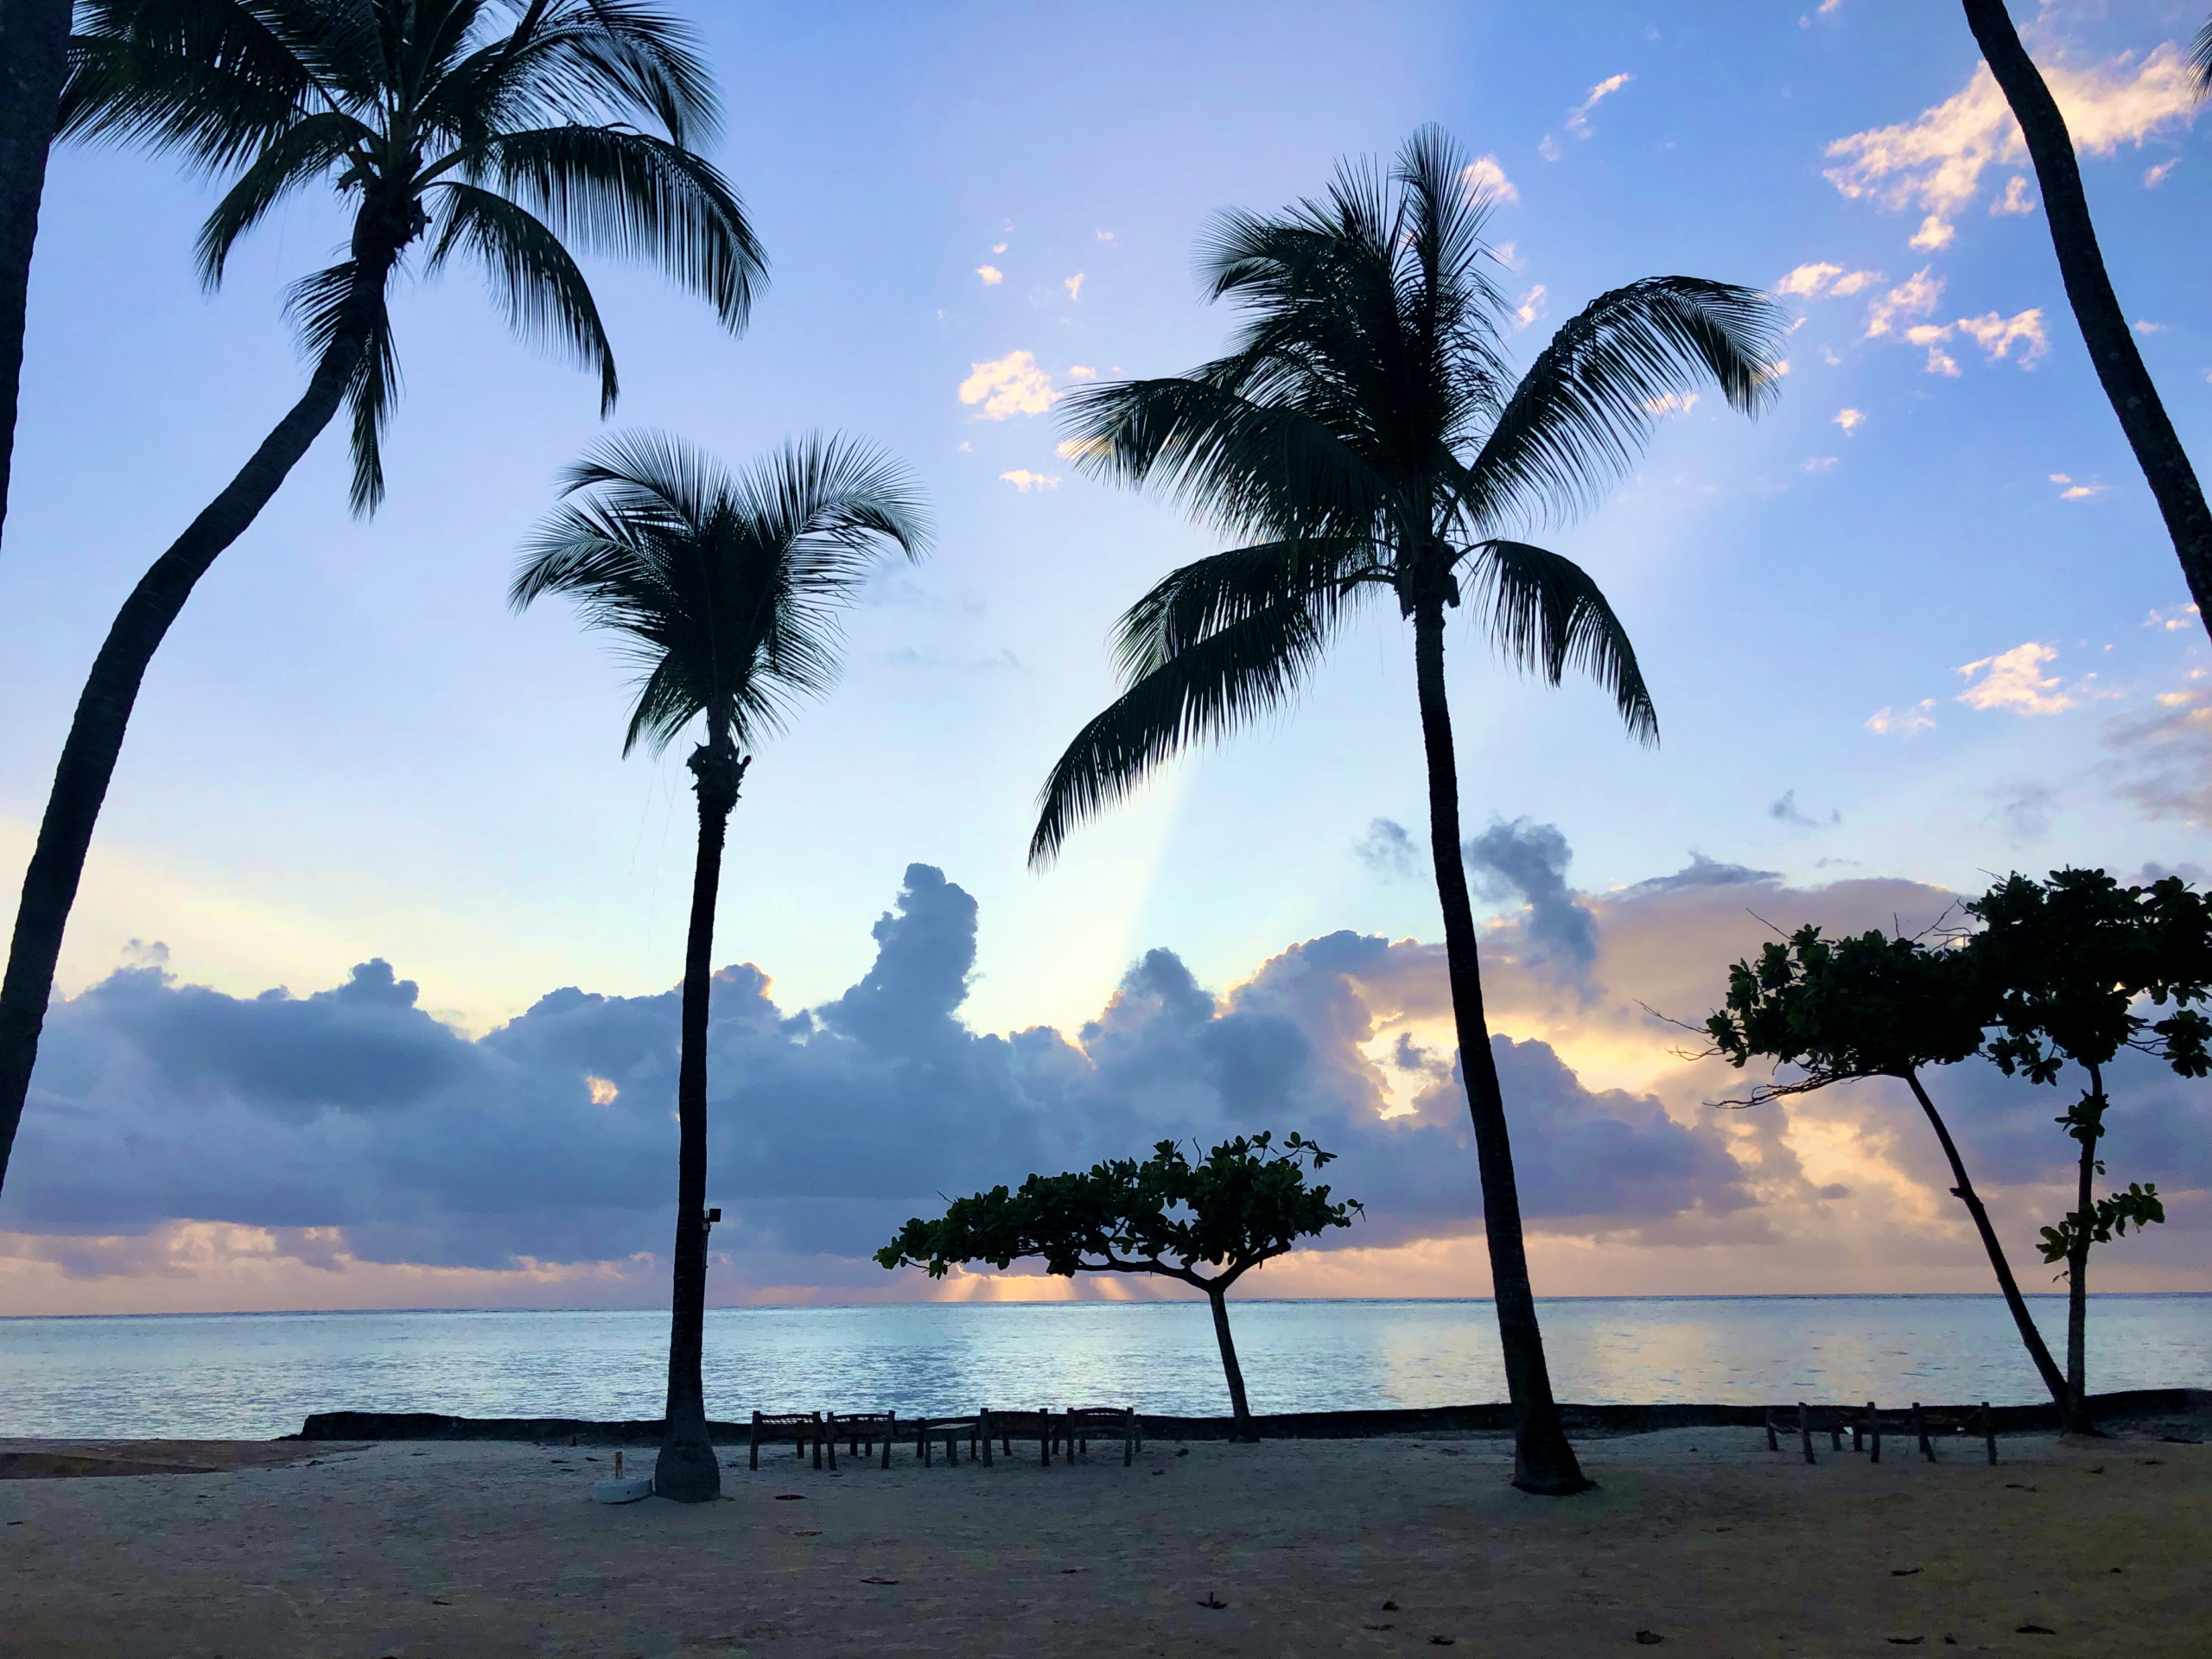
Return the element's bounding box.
[1777,261,1843,297]
[1866,699,1936,737]
[1643,391,1700,416]
[1064,273,1084,302]
[1772,358,1792,377]
[1924,346,1961,377]
[1990,175,2034,214]
[991,242,1007,254]
[586,1075,619,1107]
[2050,472,2070,482]
[998,469,1060,493]
[2134,319,2169,334]
[1833,406,1866,435]
[976,264,1004,286]
[2145,604,2201,631]
[1819,0,1842,11]
[957,442,971,453]
[2145,157,2180,188]
[1820,345,1844,365]
[1461,154,1520,204]
[1824,44,2199,243]
[1864,268,1943,338]
[1956,641,2075,715]
[2056,477,2106,499]
[1055,437,1109,461]
[1565,73,1633,137]
[1538,134,1561,162]
[957,350,1055,421]
[1955,308,2048,365]
[1909,213,1956,250]
[1803,455,1840,474]
[1096,229,1115,242]
[1065,365,1097,380]
[1828,270,1881,297]
[1515,283,1548,328]
[1493,240,1519,270]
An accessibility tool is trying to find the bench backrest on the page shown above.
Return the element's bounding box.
[753,1412,818,1429]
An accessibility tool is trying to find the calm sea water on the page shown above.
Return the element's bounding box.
[0,1296,2202,1441]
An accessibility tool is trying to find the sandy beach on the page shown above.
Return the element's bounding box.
[2,1421,2205,1659]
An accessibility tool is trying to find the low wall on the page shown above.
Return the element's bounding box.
[295,1388,2206,1445]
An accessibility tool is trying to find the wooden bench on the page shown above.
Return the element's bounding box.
[748,1409,825,1471]
[982,1408,1059,1466]
[1064,1406,1142,1467]
[1765,1402,1999,1465]
[909,1414,984,1467]
[826,1409,897,1471]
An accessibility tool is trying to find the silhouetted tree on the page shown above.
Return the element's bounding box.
[514,429,928,1502]
[1962,0,2212,637]
[1698,922,2069,1411]
[1963,868,2209,1432]
[1027,125,1784,1494]
[0,0,71,550]
[878,1133,1360,1443]
[0,0,767,1198]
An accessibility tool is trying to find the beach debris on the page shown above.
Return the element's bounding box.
[2087,1466,2104,1475]
[2138,1459,2164,1465]
[1382,1600,1400,1611]
[1711,1528,1732,1534]
[1176,1447,1190,1457]
[773,1493,807,1501]
[861,1576,899,1586]
[1198,1592,1229,1610]
[590,1473,653,1504]
[1428,1637,1455,1647]
[1890,1567,1922,1576]
[1886,1639,1923,1647]
[1634,1633,1665,1646]
[792,1529,820,1536]
[2015,1624,2055,1635]
[1061,1568,1083,1574]
[1363,1623,1395,1631]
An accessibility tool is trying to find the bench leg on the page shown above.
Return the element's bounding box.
[1982,1402,1997,1466]
[1764,1409,1777,1452]
[1799,1402,1815,1466]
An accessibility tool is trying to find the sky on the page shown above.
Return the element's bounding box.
[0,0,2207,1315]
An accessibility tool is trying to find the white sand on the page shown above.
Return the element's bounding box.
[2,1426,2204,1656]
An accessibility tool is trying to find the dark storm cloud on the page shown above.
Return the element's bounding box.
[1461,817,1597,979]
[3,865,1754,1281]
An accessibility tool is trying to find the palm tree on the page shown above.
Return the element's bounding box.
[512,429,929,1502]
[1962,0,2212,639]
[0,0,766,1196]
[1029,127,1783,1496]
[0,0,73,550]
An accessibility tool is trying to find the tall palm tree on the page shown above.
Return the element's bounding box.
[1962,0,2212,639]
[0,0,73,550]
[0,0,766,1195]
[512,429,929,1502]
[1030,127,1783,1496]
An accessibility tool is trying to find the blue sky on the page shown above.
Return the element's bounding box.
[1,0,2207,1312]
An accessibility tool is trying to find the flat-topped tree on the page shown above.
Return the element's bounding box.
[1698,922,2069,1413]
[877,1133,1360,1443]
[1963,868,2210,1433]
[1027,125,1784,1494]
[515,429,929,1501]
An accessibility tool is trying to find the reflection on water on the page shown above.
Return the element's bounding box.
[0,1295,2201,1440]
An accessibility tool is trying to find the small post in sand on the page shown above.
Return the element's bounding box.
[1764,1409,1778,1452]
[1798,1402,1815,1465]
[1981,1402,1998,1465]
[1913,1402,1936,1463]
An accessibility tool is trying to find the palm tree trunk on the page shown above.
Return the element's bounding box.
[1961,0,2212,636]
[1410,597,1590,1496]
[1205,1285,1258,1443]
[0,0,72,550]
[2061,1062,2106,1435]
[0,333,366,1196]
[655,735,744,1503]
[1900,1070,2069,1411]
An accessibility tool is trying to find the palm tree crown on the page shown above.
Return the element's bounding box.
[1033,125,1784,861]
[62,0,766,512]
[511,429,931,754]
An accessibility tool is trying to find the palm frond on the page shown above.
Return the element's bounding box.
[1462,538,1657,743]
[1461,276,1786,530]
[454,124,764,330]
[1112,537,1379,680]
[1029,597,1344,867]
[194,108,367,287]
[426,181,617,411]
[429,0,721,149]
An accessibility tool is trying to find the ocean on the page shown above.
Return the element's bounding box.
[1,1295,2202,1441]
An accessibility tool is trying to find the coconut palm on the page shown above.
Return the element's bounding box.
[1964,0,2212,639]
[512,429,929,1502]
[0,0,73,550]
[0,0,766,1195]
[1030,126,1783,1496]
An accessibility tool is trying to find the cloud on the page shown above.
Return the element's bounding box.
[1955,641,2074,715]
[1096,229,1115,242]
[1803,456,1840,474]
[997,469,1059,493]
[976,264,1003,286]
[1515,284,1548,328]
[1064,365,1097,381]
[1777,262,1845,298]
[957,351,1055,421]
[1354,817,1421,881]
[1064,273,1084,302]
[1643,391,1700,417]
[1909,214,1955,250]
[1623,853,1782,895]
[1833,407,1866,435]
[2145,157,2179,188]
[1822,44,2200,243]
[2104,685,2212,823]
[1866,699,1936,737]
[1990,780,2058,842]
[1864,268,1943,338]
[1990,175,2034,215]
[1537,134,1561,162]
[2145,604,2200,632]
[1565,73,1633,137]
[1954,308,2047,365]
[2133,320,2169,335]
[1461,154,1519,204]
[1770,789,1840,829]
[1462,818,1598,982]
[2056,477,2105,500]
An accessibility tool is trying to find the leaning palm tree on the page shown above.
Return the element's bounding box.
[512,429,929,1502]
[1031,127,1783,1496]
[0,0,766,1195]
